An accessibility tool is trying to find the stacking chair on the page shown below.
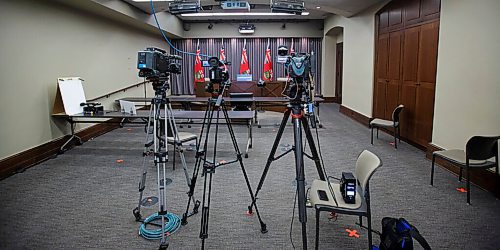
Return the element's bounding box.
[167,132,198,170]
[370,105,404,149]
[431,135,500,204]
[309,150,383,249]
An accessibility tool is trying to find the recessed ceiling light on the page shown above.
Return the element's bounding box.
[301,12,310,16]
[316,6,321,9]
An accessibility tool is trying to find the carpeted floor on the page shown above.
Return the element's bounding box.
[1,103,499,249]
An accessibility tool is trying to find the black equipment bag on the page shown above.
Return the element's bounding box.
[379,217,431,250]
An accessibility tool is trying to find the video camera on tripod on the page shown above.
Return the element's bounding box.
[202,57,231,93]
[138,47,182,91]
[277,45,315,103]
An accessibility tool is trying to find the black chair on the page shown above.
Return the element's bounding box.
[370,104,404,149]
[309,150,383,249]
[229,92,253,111]
[431,135,500,204]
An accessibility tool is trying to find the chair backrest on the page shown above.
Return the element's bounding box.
[465,136,500,161]
[354,150,383,191]
[392,104,404,123]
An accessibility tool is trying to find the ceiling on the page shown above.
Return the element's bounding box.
[122,0,385,20]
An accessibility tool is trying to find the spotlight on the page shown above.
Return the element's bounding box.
[208,23,213,29]
[281,23,286,29]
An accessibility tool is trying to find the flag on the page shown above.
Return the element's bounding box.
[220,41,228,72]
[194,43,204,84]
[262,41,273,81]
[240,40,250,75]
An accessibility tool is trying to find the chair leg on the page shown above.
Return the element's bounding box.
[371,126,374,145]
[173,143,176,170]
[394,127,397,149]
[431,154,435,186]
[367,214,373,250]
[359,216,363,227]
[459,168,463,182]
[315,209,320,250]
[467,167,471,205]
[398,126,401,142]
[376,128,379,139]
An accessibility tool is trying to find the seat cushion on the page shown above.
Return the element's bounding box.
[167,132,197,144]
[433,149,488,166]
[309,179,362,210]
[370,118,395,128]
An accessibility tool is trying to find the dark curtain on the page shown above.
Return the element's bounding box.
[170,38,322,95]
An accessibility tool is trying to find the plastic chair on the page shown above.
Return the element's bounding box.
[309,150,383,249]
[431,135,499,204]
[370,105,404,149]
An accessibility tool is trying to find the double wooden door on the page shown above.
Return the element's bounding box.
[374,0,440,148]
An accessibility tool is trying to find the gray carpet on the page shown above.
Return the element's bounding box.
[1,103,499,249]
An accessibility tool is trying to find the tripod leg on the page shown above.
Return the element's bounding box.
[301,116,326,181]
[291,109,308,250]
[221,106,267,233]
[133,104,155,221]
[200,167,214,250]
[249,108,291,215]
[166,102,199,214]
[182,101,215,225]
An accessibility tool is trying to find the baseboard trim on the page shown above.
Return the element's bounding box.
[427,143,500,199]
[322,97,339,103]
[339,105,370,127]
[0,121,120,180]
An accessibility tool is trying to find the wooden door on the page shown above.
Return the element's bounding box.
[335,43,343,104]
[401,26,421,141]
[374,34,389,118]
[415,21,439,145]
[386,31,403,119]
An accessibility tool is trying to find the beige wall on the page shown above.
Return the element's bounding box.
[183,21,324,38]
[322,4,383,116]
[432,0,500,150]
[0,0,167,159]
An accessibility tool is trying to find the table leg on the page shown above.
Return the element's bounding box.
[59,118,83,153]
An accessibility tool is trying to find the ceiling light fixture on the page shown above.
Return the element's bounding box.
[181,12,296,17]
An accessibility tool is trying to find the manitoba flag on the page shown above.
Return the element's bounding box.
[194,47,204,84]
[262,44,273,81]
[220,46,228,71]
[239,46,250,75]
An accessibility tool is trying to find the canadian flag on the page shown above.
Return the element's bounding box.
[239,40,251,75]
[262,41,273,81]
[194,44,205,85]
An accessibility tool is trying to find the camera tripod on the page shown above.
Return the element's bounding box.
[180,88,267,250]
[248,101,326,250]
[132,81,199,250]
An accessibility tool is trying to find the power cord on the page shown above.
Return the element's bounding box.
[139,212,181,240]
[149,0,212,58]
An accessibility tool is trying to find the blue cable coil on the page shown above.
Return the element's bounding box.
[139,212,181,240]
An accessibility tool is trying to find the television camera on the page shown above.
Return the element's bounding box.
[278,45,314,103]
[202,57,231,93]
[137,47,182,92]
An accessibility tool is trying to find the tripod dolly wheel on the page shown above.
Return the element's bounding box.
[319,124,323,128]
[133,207,142,221]
[245,153,248,158]
[159,242,169,250]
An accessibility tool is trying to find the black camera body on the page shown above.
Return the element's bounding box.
[340,172,356,204]
[137,47,181,79]
[278,45,313,102]
[204,57,230,93]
